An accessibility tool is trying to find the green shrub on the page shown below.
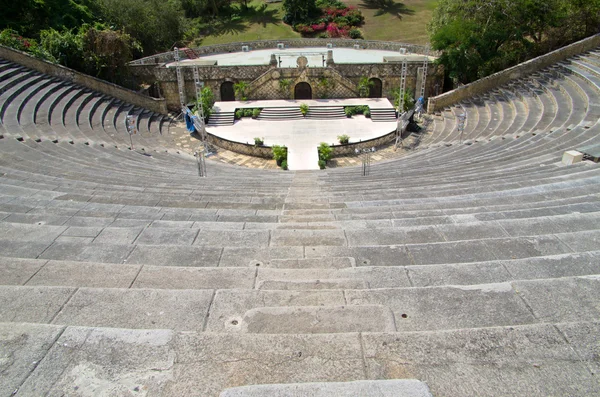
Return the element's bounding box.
[272,145,288,165]
[338,134,349,144]
[349,28,363,39]
[299,103,309,116]
[318,159,327,169]
[235,109,243,119]
[244,108,253,117]
[344,107,354,117]
[318,142,332,162]
[252,108,261,119]
[254,137,264,146]
[364,109,371,118]
[281,160,288,170]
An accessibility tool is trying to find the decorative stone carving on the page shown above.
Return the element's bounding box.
[297,56,308,69]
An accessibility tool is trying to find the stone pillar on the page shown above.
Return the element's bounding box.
[326,50,334,66]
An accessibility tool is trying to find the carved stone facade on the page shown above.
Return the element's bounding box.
[129,40,444,111]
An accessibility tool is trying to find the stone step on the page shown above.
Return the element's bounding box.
[219,380,433,397]
[3,321,597,396]
[240,304,396,333]
[2,275,598,333]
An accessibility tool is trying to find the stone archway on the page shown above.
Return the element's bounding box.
[220,81,235,101]
[368,78,383,98]
[294,82,312,100]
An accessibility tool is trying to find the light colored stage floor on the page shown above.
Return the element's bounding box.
[213,98,395,113]
[170,47,433,68]
[207,100,397,170]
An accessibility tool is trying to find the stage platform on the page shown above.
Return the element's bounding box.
[212,98,395,113]
[206,99,397,170]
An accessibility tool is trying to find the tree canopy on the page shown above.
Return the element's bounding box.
[282,0,320,26]
[430,0,600,85]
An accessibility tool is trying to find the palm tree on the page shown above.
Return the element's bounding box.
[234,81,249,101]
[357,77,374,98]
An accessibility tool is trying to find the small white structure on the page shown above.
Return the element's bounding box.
[562,150,583,165]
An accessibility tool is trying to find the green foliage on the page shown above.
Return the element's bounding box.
[2,24,139,84]
[390,89,415,112]
[349,28,363,39]
[318,142,332,162]
[299,103,309,116]
[81,26,139,83]
[0,29,55,62]
[281,160,288,170]
[254,137,264,146]
[317,76,335,99]
[316,0,346,8]
[318,159,327,169]
[364,108,371,118]
[344,105,369,117]
[282,0,319,26]
[278,78,292,98]
[96,0,182,56]
[39,28,84,69]
[193,87,215,119]
[272,145,288,166]
[243,108,253,117]
[357,76,374,98]
[429,0,600,85]
[338,134,350,144]
[235,109,244,119]
[252,108,261,119]
[0,0,99,38]
[234,81,249,101]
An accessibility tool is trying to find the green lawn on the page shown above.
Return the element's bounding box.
[194,0,437,46]
[344,0,438,45]
[196,1,300,46]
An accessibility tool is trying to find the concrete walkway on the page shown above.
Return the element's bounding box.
[208,99,397,170]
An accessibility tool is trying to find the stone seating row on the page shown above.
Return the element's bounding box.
[0,46,599,396]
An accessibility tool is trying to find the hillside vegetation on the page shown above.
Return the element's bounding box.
[2,0,598,92]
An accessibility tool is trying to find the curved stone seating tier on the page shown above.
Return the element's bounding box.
[0,48,599,396]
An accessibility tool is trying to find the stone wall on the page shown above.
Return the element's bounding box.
[427,33,600,113]
[207,134,273,158]
[207,127,397,159]
[331,130,397,156]
[0,45,168,114]
[143,61,444,109]
[131,39,435,65]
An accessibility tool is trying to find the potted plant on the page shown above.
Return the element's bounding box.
[272,145,288,167]
[318,142,333,169]
[254,137,264,146]
[338,134,350,144]
[299,103,309,117]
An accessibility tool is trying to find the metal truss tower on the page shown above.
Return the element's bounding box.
[174,47,187,111]
[193,66,206,140]
[419,46,430,101]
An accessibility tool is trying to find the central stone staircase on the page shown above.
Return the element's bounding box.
[0,44,600,397]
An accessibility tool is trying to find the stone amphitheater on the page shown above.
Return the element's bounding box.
[0,33,599,397]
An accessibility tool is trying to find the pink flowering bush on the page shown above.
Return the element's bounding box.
[292,3,364,38]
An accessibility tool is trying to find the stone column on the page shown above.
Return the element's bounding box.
[326,50,335,66]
